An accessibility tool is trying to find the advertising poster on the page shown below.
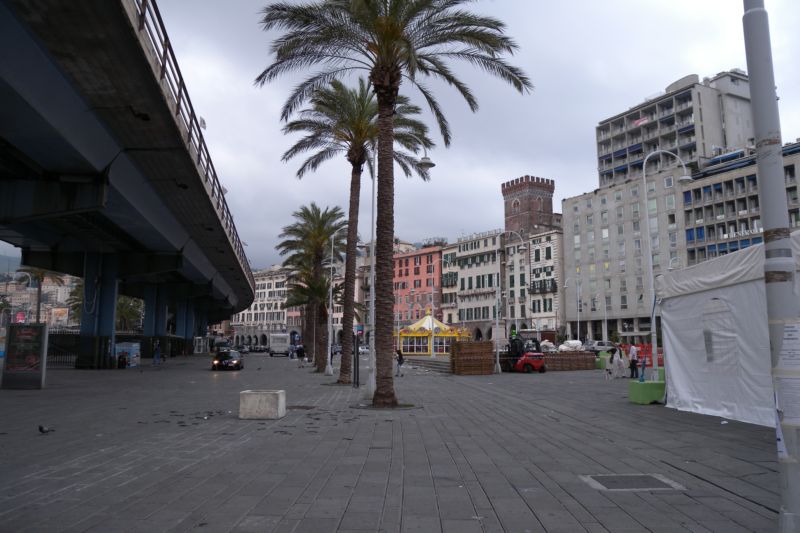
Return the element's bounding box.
[114,342,141,368]
[0,326,6,358]
[49,307,69,327]
[1,323,47,389]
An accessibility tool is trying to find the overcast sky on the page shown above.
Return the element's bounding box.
[5,1,800,270]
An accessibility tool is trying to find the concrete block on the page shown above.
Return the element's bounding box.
[239,390,286,419]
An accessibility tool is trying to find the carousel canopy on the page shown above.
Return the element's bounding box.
[400,312,470,337]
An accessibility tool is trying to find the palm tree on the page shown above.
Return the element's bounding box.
[67,280,83,320]
[277,203,347,372]
[282,77,433,384]
[16,267,64,323]
[257,0,532,406]
[65,279,143,331]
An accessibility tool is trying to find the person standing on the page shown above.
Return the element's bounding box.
[152,342,162,366]
[395,349,404,377]
[296,344,306,368]
[628,344,639,378]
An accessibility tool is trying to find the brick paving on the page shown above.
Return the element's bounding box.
[0,354,778,532]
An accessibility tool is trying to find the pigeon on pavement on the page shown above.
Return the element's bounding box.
[38,425,55,434]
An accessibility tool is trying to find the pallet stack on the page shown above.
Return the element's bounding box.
[450,341,494,375]
[544,352,595,371]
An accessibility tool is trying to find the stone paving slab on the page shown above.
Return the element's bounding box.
[0,354,778,532]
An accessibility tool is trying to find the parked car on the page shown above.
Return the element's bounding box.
[211,350,244,371]
[582,340,616,354]
[358,345,370,355]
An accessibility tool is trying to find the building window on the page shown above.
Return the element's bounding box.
[664,176,674,188]
[647,180,656,194]
[615,190,623,202]
[586,214,593,225]
[648,198,657,215]
[631,185,639,197]
[545,247,551,260]
[666,194,676,210]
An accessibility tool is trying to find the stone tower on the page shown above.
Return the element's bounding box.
[501,175,557,235]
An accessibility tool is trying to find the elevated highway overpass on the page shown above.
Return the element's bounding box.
[0,0,255,365]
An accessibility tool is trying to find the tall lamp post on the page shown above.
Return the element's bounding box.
[596,293,607,342]
[325,227,345,376]
[427,256,443,358]
[501,230,527,339]
[563,277,581,341]
[641,149,691,375]
[743,2,799,527]
[494,275,502,374]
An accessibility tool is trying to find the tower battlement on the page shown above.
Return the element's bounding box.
[501,175,555,194]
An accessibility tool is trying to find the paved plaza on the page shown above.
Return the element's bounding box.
[0,353,778,532]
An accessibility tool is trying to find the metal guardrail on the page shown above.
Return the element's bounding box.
[128,0,254,290]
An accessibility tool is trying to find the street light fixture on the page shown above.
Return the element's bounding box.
[563,277,581,341]
[642,149,691,376]
[325,227,346,376]
[495,230,528,374]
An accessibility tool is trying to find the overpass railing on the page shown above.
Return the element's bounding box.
[126,0,254,290]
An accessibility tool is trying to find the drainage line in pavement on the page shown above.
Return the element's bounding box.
[660,459,778,515]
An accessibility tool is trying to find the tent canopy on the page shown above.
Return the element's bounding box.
[655,230,800,427]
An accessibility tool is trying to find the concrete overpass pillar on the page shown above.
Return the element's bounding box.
[142,284,169,360]
[175,300,196,355]
[77,253,119,369]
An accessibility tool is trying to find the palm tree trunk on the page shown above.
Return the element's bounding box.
[372,89,399,407]
[337,163,363,384]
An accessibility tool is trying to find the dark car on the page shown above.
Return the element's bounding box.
[212,350,244,371]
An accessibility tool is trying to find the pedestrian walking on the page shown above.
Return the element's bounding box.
[629,346,639,378]
[605,348,615,380]
[152,342,162,366]
[296,344,306,368]
[395,349,404,377]
[628,344,640,379]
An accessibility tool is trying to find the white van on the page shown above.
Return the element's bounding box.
[268,333,290,357]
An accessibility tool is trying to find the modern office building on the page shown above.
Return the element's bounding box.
[596,70,753,188]
[563,140,800,344]
[682,141,800,264]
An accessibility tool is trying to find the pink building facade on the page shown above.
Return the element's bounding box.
[393,246,443,328]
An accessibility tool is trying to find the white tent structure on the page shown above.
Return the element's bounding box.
[656,230,800,428]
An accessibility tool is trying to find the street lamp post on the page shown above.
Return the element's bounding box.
[641,149,691,376]
[501,230,527,339]
[597,293,607,342]
[563,277,581,341]
[743,2,800,527]
[326,227,345,376]
[494,277,502,374]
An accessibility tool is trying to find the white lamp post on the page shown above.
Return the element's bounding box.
[494,276,502,374]
[563,277,581,341]
[596,293,608,342]
[641,149,691,375]
[743,2,800,525]
[501,230,527,339]
[325,227,345,376]
[427,256,443,358]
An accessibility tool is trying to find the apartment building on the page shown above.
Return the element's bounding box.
[526,229,564,336]
[596,70,753,189]
[440,243,459,325]
[230,265,294,345]
[455,229,502,342]
[393,245,443,328]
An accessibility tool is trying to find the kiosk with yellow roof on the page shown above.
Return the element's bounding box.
[395,311,471,356]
